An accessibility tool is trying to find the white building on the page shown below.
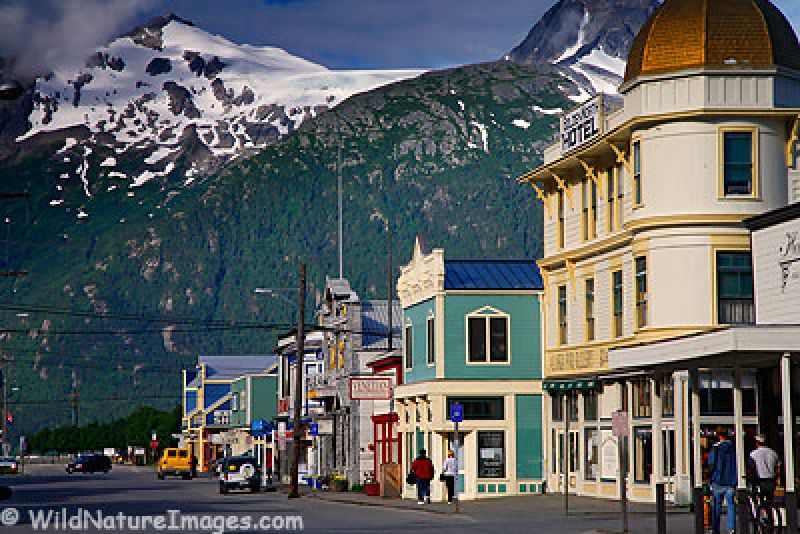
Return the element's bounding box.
[518,0,800,507]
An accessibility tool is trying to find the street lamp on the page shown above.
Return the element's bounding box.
[369,212,393,352]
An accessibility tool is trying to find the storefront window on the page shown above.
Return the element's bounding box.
[634,427,652,484]
[551,394,564,422]
[662,377,675,417]
[585,428,599,480]
[584,391,598,421]
[699,370,757,415]
[632,379,652,418]
[662,428,676,477]
[569,431,579,473]
[567,393,578,422]
[477,431,505,478]
[447,397,504,420]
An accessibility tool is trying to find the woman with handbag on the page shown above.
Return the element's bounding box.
[442,450,457,504]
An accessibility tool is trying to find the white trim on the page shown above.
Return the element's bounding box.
[426,315,435,367]
[609,325,800,370]
[404,323,413,371]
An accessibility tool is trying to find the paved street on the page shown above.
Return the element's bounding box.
[0,465,698,533]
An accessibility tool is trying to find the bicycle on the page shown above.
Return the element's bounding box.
[747,481,784,534]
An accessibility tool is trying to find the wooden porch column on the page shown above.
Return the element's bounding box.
[733,367,749,529]
[782,353,797,532]
[690,370,703,534]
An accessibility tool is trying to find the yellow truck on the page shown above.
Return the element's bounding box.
[157,448,194,480]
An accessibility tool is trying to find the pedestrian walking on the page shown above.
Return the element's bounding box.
[749,434,780,505]
[708,430,738,534]
[442,450,457,504]
[411,449,434,504]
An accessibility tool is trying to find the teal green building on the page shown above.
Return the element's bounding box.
[395,237,545,501]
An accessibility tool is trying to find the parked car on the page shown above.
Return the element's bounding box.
[157,448,193,480]
[219,456,260,494]
[66,454,111,474]
[0,457,18,474]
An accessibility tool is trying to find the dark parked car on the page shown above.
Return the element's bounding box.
[66,454,111,474]
[219,456,260,494]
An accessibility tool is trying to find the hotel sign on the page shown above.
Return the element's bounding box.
[546,346,609,376]
[560,94,603,154]
[349,377,392,400]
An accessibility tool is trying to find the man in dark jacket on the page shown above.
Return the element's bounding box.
[708,431,738,534]
[411,449,434,504]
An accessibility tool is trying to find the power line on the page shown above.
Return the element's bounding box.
[0,302,293,328]
[11,395,180,406]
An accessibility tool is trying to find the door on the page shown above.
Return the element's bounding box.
[662,427,676,502]
[447,432,466,494]
[556,430,580,493]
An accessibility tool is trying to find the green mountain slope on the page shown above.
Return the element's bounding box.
[0,60,572,441]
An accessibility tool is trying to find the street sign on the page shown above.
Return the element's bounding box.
[149,440,159,449]
[349,377,392,400]
[18,435,25,453]
[450,403,464,423]
[278,398,290,413]
[612,410,628,437]
[309,423,319,436]
[250,419,271,436]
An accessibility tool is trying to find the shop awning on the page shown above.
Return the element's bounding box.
[543,378,598,391]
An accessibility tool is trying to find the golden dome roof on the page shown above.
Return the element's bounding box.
[624,0,800,84]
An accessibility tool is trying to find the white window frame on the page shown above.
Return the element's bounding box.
[465,306,511,365]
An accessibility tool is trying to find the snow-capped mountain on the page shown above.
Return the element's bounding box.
[13,14,423,188]
[508,0,660,97]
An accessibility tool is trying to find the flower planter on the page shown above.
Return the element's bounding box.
[364,482,380,496]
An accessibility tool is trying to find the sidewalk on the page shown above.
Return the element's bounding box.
[307,489,692,517]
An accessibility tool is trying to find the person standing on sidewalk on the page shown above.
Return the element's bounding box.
[411,449,434,504]
[749,434,780,505]
[708,430,738,534]
[443,450,457,504]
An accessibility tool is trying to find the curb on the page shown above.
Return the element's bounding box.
[307,494,458,516]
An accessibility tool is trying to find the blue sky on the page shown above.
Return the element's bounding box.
[148,0,799,70]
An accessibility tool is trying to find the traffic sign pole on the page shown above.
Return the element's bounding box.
[450,403,463,513]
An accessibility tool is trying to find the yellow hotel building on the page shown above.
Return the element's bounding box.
[519,0,800,503]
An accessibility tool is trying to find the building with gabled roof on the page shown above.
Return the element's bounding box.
[394,237,545,501]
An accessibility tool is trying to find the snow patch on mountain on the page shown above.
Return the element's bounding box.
[553,9,590,64]
[17,17,424,199]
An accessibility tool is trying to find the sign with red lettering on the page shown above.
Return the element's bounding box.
[278,398,290,413]
[349,377,392,400]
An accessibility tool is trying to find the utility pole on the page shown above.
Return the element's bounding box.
[386,220,392,352]
[337,149,343,279]
[1,361,6,456]
[70,387,79,428]
[289,263,306,498]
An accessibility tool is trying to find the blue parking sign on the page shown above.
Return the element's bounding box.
[309,423,319,436]
[450,403,463,423]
